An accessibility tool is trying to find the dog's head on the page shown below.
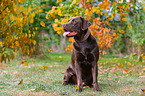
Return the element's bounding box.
[63,17,91,37]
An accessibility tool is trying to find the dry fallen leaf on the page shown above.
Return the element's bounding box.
[21,60,28,66]
[100,66,103,69]
[127,62,131,66]
[120,63,123,68]
[21,60,25,64]
[108,75,111,78]
[61,71,65,74]
[139,76,145,78]
[24,61,28,66]
[18,79,23,85]
[13,71,18,74]
[75,85,79,90]
[115,66,119,68]
[141,81,143,85]
[125,70,130,73]
[83,86,89,88]
[85,86,89,88]
[59,56,62,58]
[117,79,120,84]
[123,70,130,74]
[141,55,145,59]
[48,65,53,68]
[42,65,48,69]
[30,89,35,91]
[3,71,8,74]
[141,89,145,93]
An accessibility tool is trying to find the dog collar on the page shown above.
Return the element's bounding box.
[75,29,90,42]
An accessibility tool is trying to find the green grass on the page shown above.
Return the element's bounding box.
[0,53,145,96]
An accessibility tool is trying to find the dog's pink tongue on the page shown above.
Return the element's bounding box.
[63,32,78,37]
[63,32,70,37]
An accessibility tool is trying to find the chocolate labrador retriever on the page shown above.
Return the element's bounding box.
[62,17,101,92]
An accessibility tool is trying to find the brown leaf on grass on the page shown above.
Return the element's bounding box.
[100,66,103,69]
[11,90,15,92]
[48,65,53,68]
[59,56,62,58]
[127,62,131,66]
[24,62,28,66]
[21,60,25,64]
[61,71,65,74]
[111,69,115,72]
[115,66,119,68]
[30,89,35,91]
[18,79,23,85]
[3,71,8,74]
[141,89,145,93]
[125,70,130,73]
[108,76,111,78]
[42,65,48,69]
[83,86,89,88]
[141,81,143,85]
[139,76,145,78]
[85,86,89,88]
[75,85,79,90]
[21,60,28,66]
[117,79,120,84]
[13,71,18,74]
[123,70,130,74]
[120,63,123,68]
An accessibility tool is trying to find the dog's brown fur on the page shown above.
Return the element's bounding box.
[62,17,101,92]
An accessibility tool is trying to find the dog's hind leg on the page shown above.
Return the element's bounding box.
[62,65,76,85]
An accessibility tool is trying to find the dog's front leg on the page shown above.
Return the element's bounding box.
[75,61,83,92]
[92,61,101,91]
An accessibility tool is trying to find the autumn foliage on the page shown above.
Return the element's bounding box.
[0,0,43,62]
[46,0,133,54]
[0,0,145,62]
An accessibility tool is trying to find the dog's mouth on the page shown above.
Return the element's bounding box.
[63,29,78,37]
[63,31,78,37]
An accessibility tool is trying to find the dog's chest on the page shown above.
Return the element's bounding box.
[76,47,94,64]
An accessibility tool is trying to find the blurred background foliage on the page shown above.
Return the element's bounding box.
[0,0,145,62]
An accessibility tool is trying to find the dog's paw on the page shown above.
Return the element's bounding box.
[93,87,101,91]
[62,81,68,86]
[76,88,83,92]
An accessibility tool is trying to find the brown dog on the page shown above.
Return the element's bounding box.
[62,17,101,92]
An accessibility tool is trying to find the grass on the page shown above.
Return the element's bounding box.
[0,53,145,96]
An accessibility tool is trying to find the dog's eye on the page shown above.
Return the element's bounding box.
[68,20,70,22]
[71,19,75,23]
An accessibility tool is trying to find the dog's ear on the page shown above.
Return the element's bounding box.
[80,17,91,31]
